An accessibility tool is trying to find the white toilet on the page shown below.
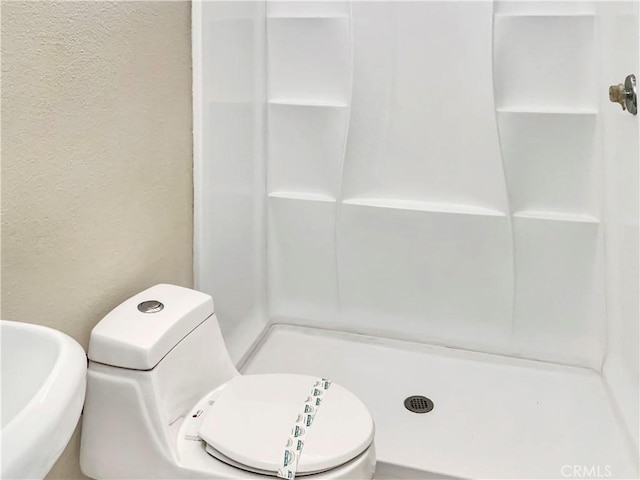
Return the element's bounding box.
[80,284,376,479]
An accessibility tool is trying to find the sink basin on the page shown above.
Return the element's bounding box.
[1,320,87,479]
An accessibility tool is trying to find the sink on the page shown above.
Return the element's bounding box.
[1,320,87,479]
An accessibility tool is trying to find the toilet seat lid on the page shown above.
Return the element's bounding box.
[198,374,374,475]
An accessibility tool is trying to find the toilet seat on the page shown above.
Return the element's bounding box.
[204,444,276,476]
[198,374,374,476]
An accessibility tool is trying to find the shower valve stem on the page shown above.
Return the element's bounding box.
[609,74,637,115]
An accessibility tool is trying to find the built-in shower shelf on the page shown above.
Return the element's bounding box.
[268,99,348,108]
[496,106,598,115]
[513,210,600,223]
[494,12,596,18]
[267,14,350,19]
[268,191,336,203]
[266,0,350,19]
[342,198,506,217]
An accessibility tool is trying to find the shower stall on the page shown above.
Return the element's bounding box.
[192,1,639,477]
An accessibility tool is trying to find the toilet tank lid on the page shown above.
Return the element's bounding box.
[88,284,214,370]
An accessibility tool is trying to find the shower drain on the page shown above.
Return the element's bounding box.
[404,395,434,414]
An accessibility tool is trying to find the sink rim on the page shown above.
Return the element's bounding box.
[1,320,87,480]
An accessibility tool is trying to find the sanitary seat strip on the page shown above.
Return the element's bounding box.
[276,378,332,479]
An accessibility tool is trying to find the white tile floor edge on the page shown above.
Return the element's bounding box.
[241,324,638,480]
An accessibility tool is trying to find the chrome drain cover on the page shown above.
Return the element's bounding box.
[404,395,434,414]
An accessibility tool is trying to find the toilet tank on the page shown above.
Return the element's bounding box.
[87,283,239,425]
[89,284,216,370]
[82,285,239,478]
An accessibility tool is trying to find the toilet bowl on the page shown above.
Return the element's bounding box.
[79,284,376,480]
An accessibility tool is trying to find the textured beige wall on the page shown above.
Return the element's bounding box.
[1,1,193,478]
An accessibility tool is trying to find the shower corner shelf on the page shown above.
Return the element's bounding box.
[493,12,596,19]
[268,191,337,203]
[496,106,599,115]
[513,210,600,224]
[268,98,349,109]
[267,14,350,20]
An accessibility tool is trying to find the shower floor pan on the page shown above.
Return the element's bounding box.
[241,325,638,479]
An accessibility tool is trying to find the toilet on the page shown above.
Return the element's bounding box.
[79,284,376,479]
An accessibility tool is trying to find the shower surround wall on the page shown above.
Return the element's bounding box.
[196,2,610,370]
[599,0,640,451]
[268,0,604,370]
[195,1,267,362]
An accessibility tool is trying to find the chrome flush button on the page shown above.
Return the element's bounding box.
[137,300,164,313]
